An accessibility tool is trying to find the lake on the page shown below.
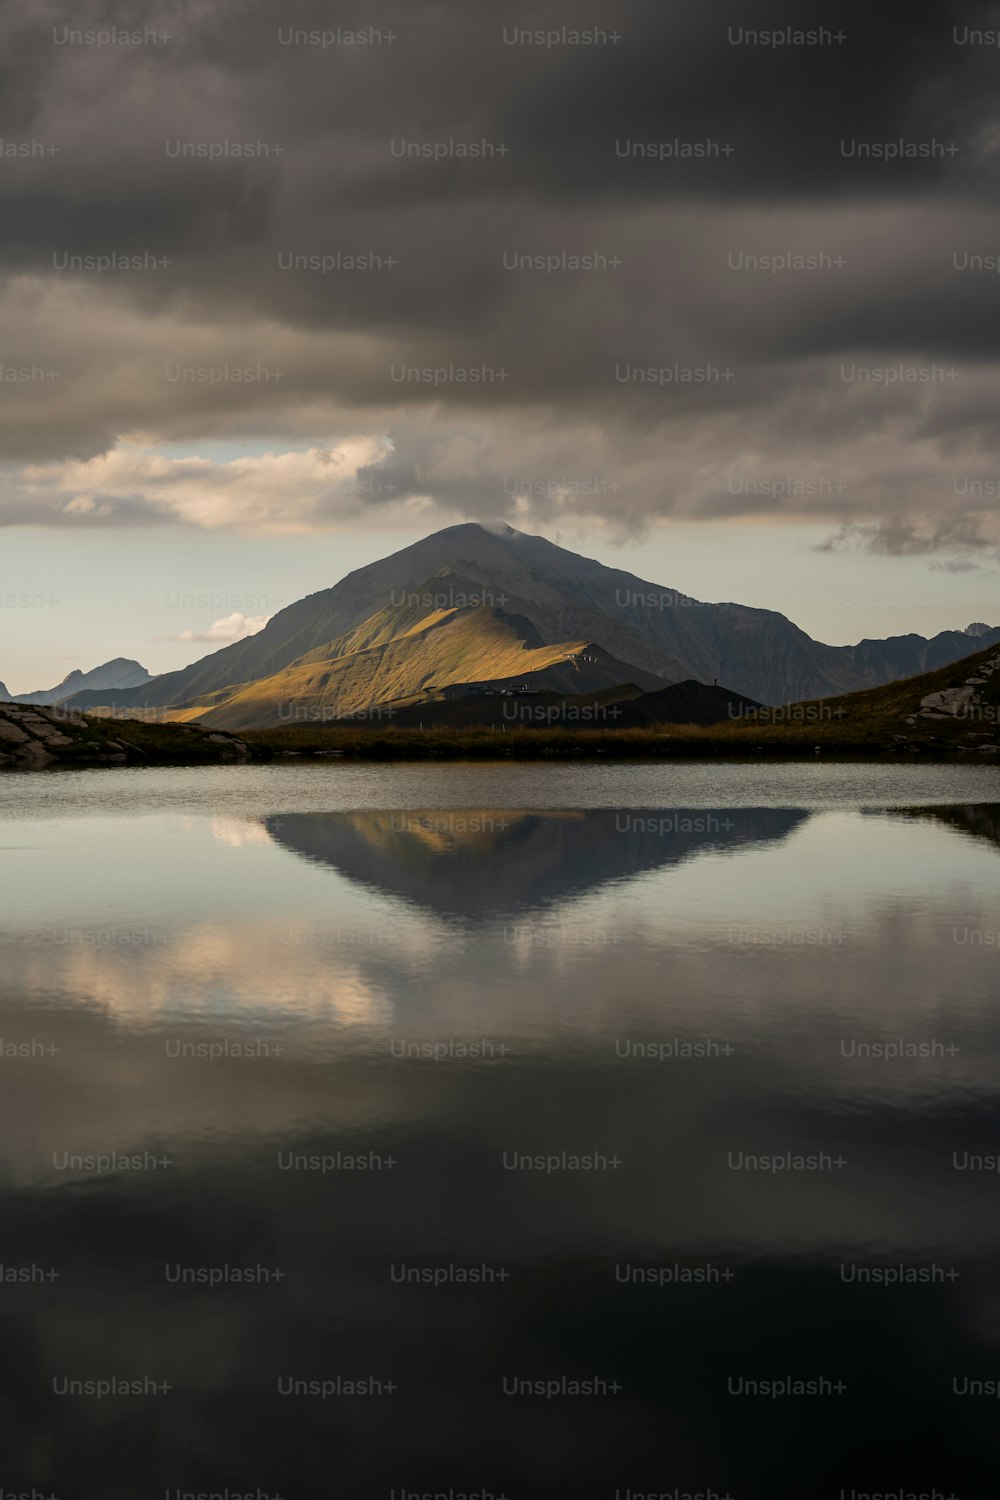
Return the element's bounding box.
[1,761,999,1498]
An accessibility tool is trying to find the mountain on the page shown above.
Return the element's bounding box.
[11,658,152,706]
[783,638,1000,749]
[56,524,1000,717]
[385,679,762,731]
[0,681,9,700]
[184,622,671,733]
[841,627,1000,684]
[596,680,764,728]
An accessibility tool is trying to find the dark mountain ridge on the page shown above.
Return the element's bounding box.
[51,524,1000,713]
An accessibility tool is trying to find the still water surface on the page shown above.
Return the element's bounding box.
[1,762,998,1496]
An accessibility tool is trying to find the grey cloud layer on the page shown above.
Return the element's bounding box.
[3,0,1000,554]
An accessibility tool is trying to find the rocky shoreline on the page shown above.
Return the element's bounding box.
[0,703,252,769]
[908,648,1000,736]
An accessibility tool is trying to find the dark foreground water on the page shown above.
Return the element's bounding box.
[1,761,999,1499]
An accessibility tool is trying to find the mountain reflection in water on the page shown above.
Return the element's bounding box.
[262,807,811,916]
[1,781,999,1496]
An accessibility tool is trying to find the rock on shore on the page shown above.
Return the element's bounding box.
[0,702,251,769]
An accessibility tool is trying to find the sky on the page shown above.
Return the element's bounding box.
[2,0,999,692]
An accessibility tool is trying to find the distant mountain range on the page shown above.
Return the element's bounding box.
[8,658,152,706]
[6,524,998,724]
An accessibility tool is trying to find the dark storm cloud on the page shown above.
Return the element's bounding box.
[818,513,996,559]
[4,0,1000,555]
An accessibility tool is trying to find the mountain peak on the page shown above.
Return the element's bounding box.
[422,519,533,548]
[53,526,1000,718]
[444,519,522,536]
[13,658,152,706]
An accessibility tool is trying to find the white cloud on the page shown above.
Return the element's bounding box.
[156,611,272,644]
[15,437,399,532]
